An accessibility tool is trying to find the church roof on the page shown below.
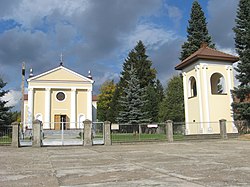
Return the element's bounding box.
[27,65,94,84]
[175,44,239,70]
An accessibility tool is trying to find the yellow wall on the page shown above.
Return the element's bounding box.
[36,68,85,81]
[51,89,71,129]
[33,89,45,122]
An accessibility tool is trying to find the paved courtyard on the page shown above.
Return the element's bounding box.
[1,140,250,186]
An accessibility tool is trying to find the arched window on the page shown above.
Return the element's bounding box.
[78,114,85,129]
[35,114,43,122]
[189,76,197,97]
[210,73,226,94]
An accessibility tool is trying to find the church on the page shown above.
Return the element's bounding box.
[23,63,97,130]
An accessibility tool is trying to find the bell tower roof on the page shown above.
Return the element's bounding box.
[175,45,239,70]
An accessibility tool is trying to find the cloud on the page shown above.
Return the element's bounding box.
[121,24,177,52]
[207,0,238,49]
[1,90,22,110]
[165,4,182,27]
[2,0,89,28]
[149,38,184,86]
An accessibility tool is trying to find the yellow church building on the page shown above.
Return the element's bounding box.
[23,64,97,130]
[175,44,239,135]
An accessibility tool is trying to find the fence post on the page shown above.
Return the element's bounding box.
[219,119,228,139]
[104,121,111,146]
[84,119,93,146]
[166,120,173,142]
[32,120,42,147]
[11,122,20,148]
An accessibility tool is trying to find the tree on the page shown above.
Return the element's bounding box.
[144,80,164,122]
[180,0,215,61]
[97,80,116,121]
[232,0,250,123]
[159,75,184,122]
[107,83,121,123]
[115,40,159,122]
[117,65,150,127]
[0,78,12,126]
[120,40,157,89]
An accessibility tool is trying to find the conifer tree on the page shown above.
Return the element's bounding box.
[120,40,156,89]
[232,0,250,122]
[110,40,161,123]
[117,65,150,126]
[0,78,12,126]
[180,0,215,61]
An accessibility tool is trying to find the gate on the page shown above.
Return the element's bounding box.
[92,122,104,145]
[19,124,32,147]
[42,121,104,146]
[43,122,83,146]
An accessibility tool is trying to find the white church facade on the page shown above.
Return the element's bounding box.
[23,64,97,130]
[175,44,239,135]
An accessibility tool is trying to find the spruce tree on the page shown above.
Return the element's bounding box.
[117,65,150,126]
[232,0,250,122]
[110,40,160,123]
[0,78,12,126]
[120,40,156,89]
[180,0,215,61]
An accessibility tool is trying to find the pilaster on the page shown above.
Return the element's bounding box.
[44,88,51,129]
[28,88,34,129]
[70,88,76,128]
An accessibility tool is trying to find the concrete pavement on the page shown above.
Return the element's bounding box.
[1,140,250,186]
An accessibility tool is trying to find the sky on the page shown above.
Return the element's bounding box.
[0,0,239,111]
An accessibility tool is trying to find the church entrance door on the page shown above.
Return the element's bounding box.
[54,115,67,130]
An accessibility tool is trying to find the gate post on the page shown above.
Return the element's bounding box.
[219,119,228,139]
[11,122,20,148]
[104,121,111,146]
[32,120,42,147]
[84,119,93,146]
[166,120,173,143]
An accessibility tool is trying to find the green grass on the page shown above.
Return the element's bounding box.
[111,133,185,143]
[0,136,12,145]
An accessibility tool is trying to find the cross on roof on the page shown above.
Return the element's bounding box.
[60,53,63,66]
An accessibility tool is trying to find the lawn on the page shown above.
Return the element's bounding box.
[111,133,184,143]
[0,136,12,145]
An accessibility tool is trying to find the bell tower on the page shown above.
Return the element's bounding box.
[175,44,239,134]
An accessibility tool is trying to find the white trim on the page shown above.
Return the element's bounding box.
[55,91,67,102]
[182,72,189,134]
[44,88,51,128]
[70,88,76,128]
[87,89,92,121]
[195,65,204,132]
[27,66,94,83]
[29,85,92,90]
[30,80,92,84]
[226,65,235,125]
[27,88,34,128]
[202,64,210,132]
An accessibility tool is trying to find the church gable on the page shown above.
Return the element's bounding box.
[28,66,94,83]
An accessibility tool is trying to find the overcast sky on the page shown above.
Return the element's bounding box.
[0,0,239,110]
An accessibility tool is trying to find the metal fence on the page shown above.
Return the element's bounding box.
[111,123,167,143]
[0,126,12,145]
